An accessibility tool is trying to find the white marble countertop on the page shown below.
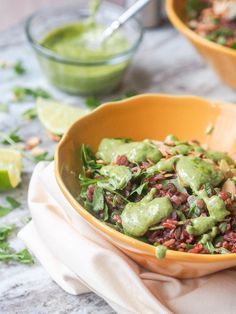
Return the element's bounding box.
[0,19,236,314]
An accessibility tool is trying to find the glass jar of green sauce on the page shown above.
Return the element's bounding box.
[25,1,143,95]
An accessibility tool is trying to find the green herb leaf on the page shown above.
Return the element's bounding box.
[0,248,34,264]
[85,97,101,109]
[103,204,109,221]
[92,185,104,213]
[22,107,37,120]
[217,247,231,254]
[0,196,21,217]
[219,222,227,233]
[1,127,23,145]
[14,60,26,75]
[155,245,167,259]
[130,182,148,196]
[32,151,54,162]
[81,144,102,173]
[203,241,216,254]
[13,86,51,101]
[0,225,15,241]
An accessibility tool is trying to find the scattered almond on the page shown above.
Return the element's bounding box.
[222,179,236,195]
[25,136,41,150]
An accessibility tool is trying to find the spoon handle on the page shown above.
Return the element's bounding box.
[101,0,150,42]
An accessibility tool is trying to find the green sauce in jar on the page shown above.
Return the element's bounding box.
[39,21,130,95]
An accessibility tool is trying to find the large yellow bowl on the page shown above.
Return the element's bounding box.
[166,0,236,90]
[55,94,236,279]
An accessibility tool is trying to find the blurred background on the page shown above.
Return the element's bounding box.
[0,0,164,32]
[0,0,126,31]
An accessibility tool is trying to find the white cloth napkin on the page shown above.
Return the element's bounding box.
[19,162,236,314]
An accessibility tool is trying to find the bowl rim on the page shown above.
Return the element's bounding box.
[25,2,143,66]
[55,93,236,262]
[166,0,236,58]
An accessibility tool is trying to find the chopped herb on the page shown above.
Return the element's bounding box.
[155,245,167,259]
[32,151,54,162]
[0,196,21,217]
[130,182,148,196]
[0,225,15,241]
[81,144,102,173]
[14,60,26,75]
[0,248,34,264]
[217,247,231,254]
[103,204,109,221]
[22,107,37,120]
[13,86,51,101]
[85,97,101,109]
[1,127,23,145]
[176,210,186,222]
[219,222,227,233]
[203,241,216,254]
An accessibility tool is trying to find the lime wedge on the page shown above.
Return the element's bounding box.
[37,98,89,135]
[0,148,22,190]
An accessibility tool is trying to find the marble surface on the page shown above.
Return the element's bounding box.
[0,18,236,314]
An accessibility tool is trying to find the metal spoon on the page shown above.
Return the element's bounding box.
[90,0,150,48]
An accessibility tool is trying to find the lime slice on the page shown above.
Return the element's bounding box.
[37,98,89,135]
[0,148,22,190]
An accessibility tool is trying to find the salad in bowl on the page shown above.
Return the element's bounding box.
[78,135,236,258]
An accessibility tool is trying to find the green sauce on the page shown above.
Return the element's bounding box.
[39,20,130,94]
[176,156,224,192]
[96,138,162,163]
[121,188,173,237]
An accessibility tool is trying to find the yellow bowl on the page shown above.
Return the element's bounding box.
[55,94,236,279]
[166,0,236,90]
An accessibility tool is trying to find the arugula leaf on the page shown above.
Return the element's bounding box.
[92,185,104,213]
[14,60,26,75]
[176,210,186,222]
[1,127,23,144]
[103,204,109,221]
[0,197,21,217]
[0,248,34,264]
[0,225,15,241]
[218,247,231,254]
[81,144,102,173]
[22,107,37,120]
[219,222,227,233]
[130,182,147,196]
[203,241,217,254]
[13,86,51,101]
[32,152,54,162]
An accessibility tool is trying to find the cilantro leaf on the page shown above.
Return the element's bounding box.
[0,196,21,217]
[14,60,26,75]
[13,86,51,101]
[22,107,37,120]
[1,127,23,145]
